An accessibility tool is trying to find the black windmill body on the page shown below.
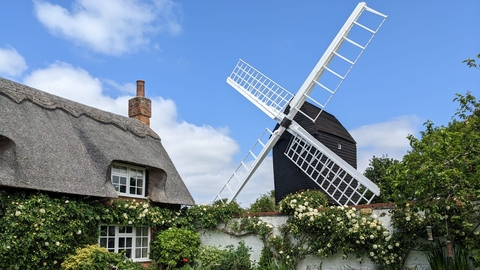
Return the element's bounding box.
[273,101,357,205]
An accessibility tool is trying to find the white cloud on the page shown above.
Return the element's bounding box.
[33,0,182,56]
[22,62,244,205]
[103,79,136,95]
[350,115,421,172]
[0,46,28,77]
[23,62,126,114]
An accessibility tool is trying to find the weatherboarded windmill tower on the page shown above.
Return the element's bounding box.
[215,2,387,206]
[273,102,357,205]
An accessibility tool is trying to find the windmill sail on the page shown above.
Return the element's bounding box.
[286,121,380,205]
[214,2,387,204]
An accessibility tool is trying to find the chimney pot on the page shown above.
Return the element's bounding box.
[136,80,145,97]
[129,80,151,126]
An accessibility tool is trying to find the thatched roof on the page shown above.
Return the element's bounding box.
[0,77,194,205]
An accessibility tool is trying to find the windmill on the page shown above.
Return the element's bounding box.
[214,2,387,205]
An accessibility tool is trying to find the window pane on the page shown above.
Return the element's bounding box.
[136,237,141,247]
[108,238,115,249]
[112,176,119,184]
[113,165,127,174]
[130,177,136,187]
[119,238,125,248]
[137,179,143,188]
[136,227,141,235]
[142,237,148,247]
[126,238,132,247]
[120,177,127,185]
[99,238,107,247]
[130,187,135,194]
[100,226,107,236]
[135,248,141,258]
[126,227,133,233]
[142,248,148,258]
[119,226,125,233]
[125,249,131,258]
[142,227,148,235]
[120,186,126,193]
[136,188,142,195]
[108,226,115,236]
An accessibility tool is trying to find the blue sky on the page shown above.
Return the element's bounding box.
[0,0,478,206]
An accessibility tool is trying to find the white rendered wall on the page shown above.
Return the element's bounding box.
[199,208,431,270]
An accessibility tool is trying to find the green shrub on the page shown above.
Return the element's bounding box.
[424,241,475,270]
[213,241,252,270]
[248,191,277,213]
[182,202,244,230]
[150,227,200,269]
[186,242,253,270]
[61,244,144,270]
[194,245,227,269]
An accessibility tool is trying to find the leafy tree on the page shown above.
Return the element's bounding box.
[387,92,480,265]
[363,155,399,203]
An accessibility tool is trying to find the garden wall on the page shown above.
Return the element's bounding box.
[199,206,430,270]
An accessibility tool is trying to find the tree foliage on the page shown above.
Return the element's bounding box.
[387,92,480,264]
[364,155,400,203]
[247,190,277,213]
[463,53,480,69]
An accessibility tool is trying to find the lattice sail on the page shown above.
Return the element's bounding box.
[226,59,293,121]
[289,2,388,124]
[214,128,276,203]
[286,122,380,205]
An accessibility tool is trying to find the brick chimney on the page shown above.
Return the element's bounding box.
[128,80,151,126]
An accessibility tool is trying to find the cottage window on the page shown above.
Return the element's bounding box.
[112,164,146,198]
[99,225,150,262]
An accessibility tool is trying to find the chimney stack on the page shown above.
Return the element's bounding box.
[128,80,151,126]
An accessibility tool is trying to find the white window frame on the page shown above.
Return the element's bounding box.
[98,225,151,262]
[111,163,146,198]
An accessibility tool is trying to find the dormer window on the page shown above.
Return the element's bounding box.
[112,163,146,198]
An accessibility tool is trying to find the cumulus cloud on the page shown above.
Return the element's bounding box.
[24,62,126,114]
[33,0,182,55]
[0,46,28,77]
[349,115,421,172]
[22,62,244,204]
[103,79,136,95]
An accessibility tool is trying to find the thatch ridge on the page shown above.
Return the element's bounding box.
[0,77,159,140]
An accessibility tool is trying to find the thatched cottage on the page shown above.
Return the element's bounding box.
[0,77,194,262]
